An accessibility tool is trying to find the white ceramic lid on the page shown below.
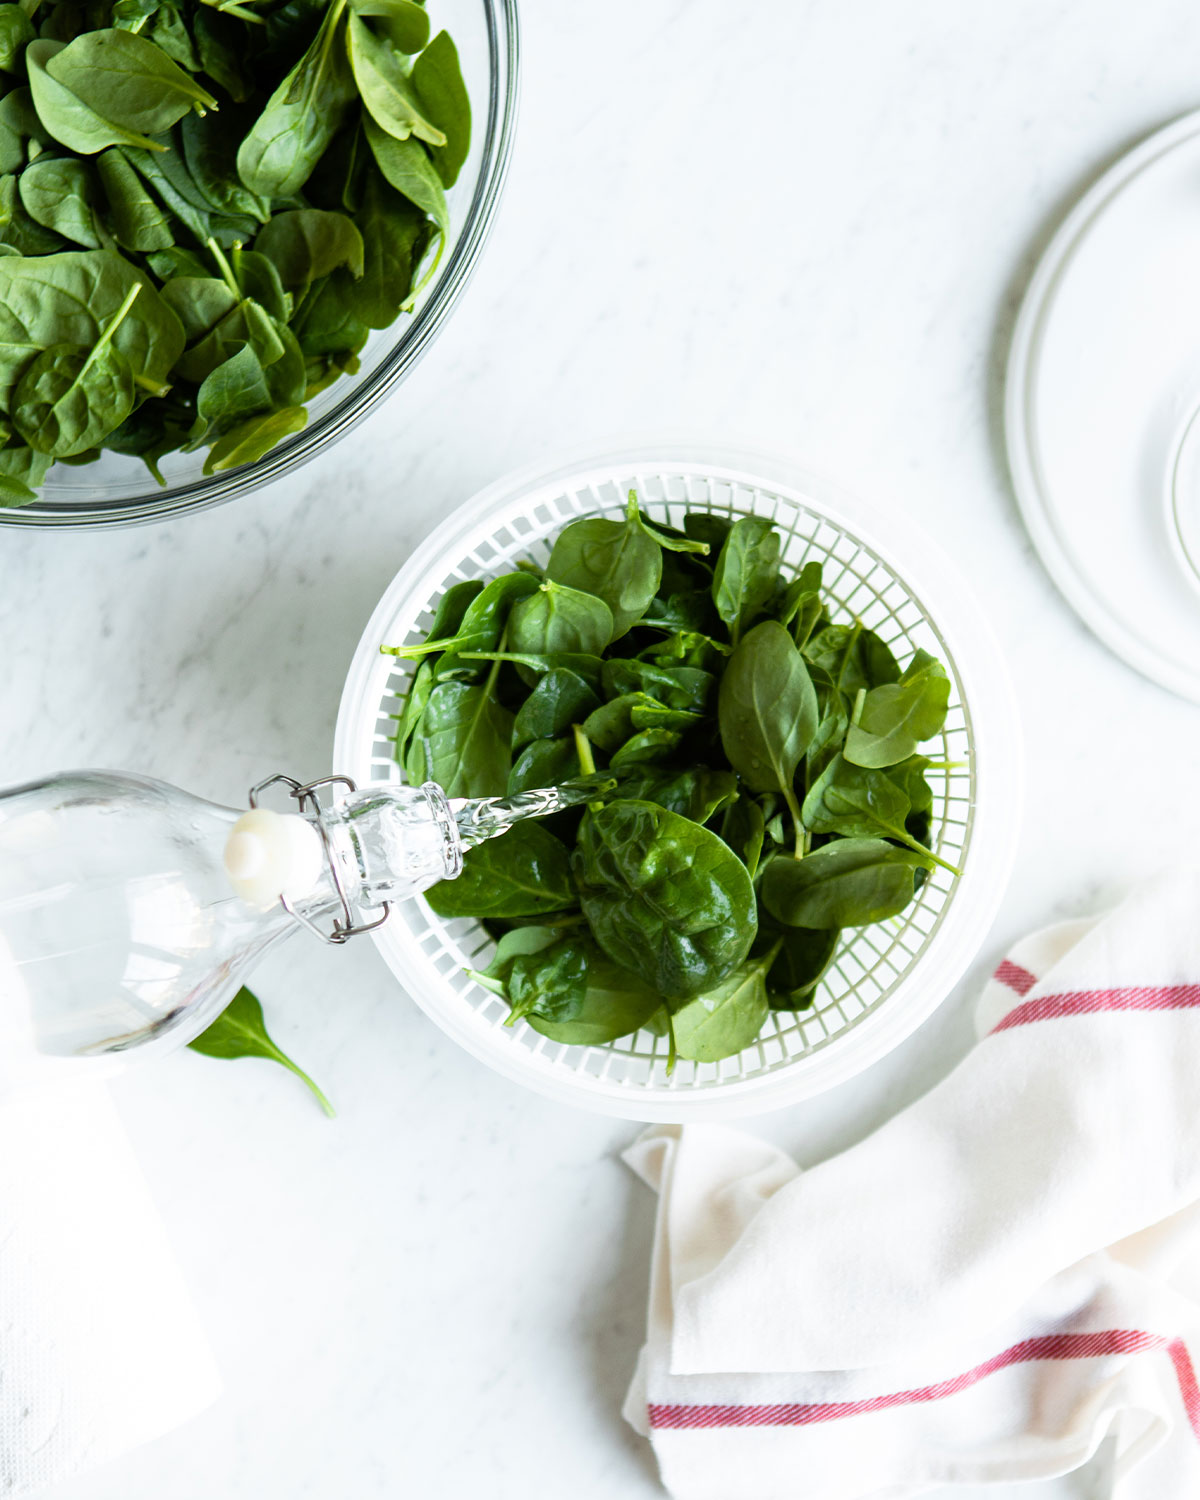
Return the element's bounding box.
[1007,110,1200,703]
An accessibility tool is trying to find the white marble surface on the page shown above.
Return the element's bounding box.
[6,1,1200,1495]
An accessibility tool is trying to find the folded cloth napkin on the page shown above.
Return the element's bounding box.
[1,1083,221,1495]
[623,871,1200,1499]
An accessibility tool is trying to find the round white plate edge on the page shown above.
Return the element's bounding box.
[1005,108,1200,705]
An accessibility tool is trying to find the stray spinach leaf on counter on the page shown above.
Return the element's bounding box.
[0,0,469,506]
[382,499,961,1067]
[189,985,335,1116]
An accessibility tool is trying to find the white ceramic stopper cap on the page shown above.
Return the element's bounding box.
[223,808,324,910]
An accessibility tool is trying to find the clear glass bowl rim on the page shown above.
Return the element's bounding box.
[0,0,520,531]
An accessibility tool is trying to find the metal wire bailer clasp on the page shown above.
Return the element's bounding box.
[247,773,391,946]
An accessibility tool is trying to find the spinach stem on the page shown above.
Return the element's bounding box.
[782,785,807,859]
[271,1048,335,1118]
[572,724,596,777]
[207,237,240,298]
[81,283,140,381]
[666,1014,678,1076]
[850,687,867,728]
[900,835,961,878]
[483,627,507,697]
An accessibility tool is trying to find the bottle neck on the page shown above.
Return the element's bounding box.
[297,782,464,930]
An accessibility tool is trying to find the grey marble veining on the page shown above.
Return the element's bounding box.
[7,2,1200,1496]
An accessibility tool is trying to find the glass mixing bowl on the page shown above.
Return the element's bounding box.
[0,0,519,531]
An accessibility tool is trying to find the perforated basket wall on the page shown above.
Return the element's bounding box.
[335,449,1019,1118]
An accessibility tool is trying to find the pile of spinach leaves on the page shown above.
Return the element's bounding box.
[0,0,468,505]
[384,498,960,1068]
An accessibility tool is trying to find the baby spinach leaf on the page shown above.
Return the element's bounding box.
[806,691,849,783]
[600,658,712,711]
[236,0,355,197]
[404,675,513,798]
[230,247,291,321]
[775,559,825,646]
[348,0,430,54]
[346,12,445,146]
[145,243,209,279]
[761,922,839,1008]
[527,954,661,1044]
[11,333,134,455]
[608,727,682,766]
[718,620,817,803]
[0,249,182,404]
[173,293,284,382]
[508,579,614,659]
[888,754,935,834]
[201,402,306,473]
[0,171,66,254]
[148,2,199,73]
[802,752,912,842]
[192,7,250,101]
[424,578,484,641]
[573,799,756,998]
[17,154,103,246]
[188,985,334,1117]
[195,340,274,432]
[410,29,469,187]
[381,572,539,678]
[683,512,731,551]
[719,794,766,876]
[466,923,557,995]
[46,29,218,135]
[545,490,706,638]
[844,649,950,768]
[804,622,901,698]
[393,656,433,763]
[288,268,369,361]
[27,38,167,153]
[641,628,730,672]
[511,668,599,751]
[340,165,430,326]
[507,735,579,796]
[96,146,173,250]
[629,700,701,733]
[762,838,933,929]
[669,945,774,1063]
[0,470,36,505]
[254,207,365,288]
[361,113,446,296]
[426,822,576,919]
[180,110,268,223]
[0,4,34,72]
[616,765,738,825]
[582,692,652,754]
[503,934,588,1024]
[160,274,239,340]
[470,928,661,1045]
[711,515,780,643]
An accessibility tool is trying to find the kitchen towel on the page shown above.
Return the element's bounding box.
[1,1083,221,1495]
[623,870,1200,1499]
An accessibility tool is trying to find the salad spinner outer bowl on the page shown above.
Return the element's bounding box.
[1,0,519,530]
[334,444,1021,1120]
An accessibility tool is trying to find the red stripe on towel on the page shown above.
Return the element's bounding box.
[993,959,1037,996]
[648,1329,1200,1436]
[992,984,1200,1033]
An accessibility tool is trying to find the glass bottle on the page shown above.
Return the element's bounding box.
[0,768,595,1092]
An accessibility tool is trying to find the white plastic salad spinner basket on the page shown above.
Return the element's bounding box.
[335,444,1020,1120]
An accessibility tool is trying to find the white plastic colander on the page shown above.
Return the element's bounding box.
[334,444,1020,1119]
